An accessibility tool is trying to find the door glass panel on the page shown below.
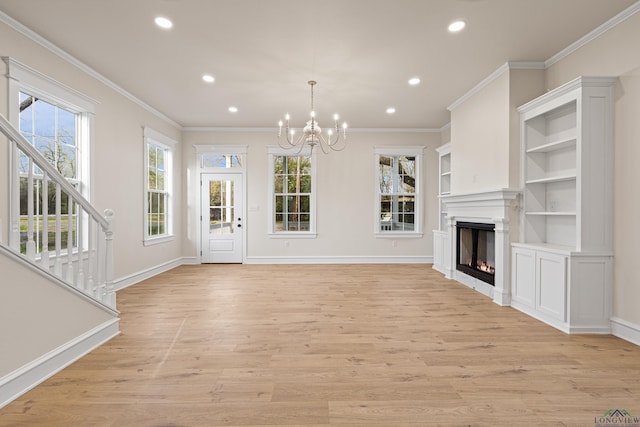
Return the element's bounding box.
[209,179,235,234]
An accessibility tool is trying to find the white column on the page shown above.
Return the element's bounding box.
[445,216,456,279]
[492,217,511,306]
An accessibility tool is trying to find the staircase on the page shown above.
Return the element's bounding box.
[0,113,116,308]
[0,112,119,408]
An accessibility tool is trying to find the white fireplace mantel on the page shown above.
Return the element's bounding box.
[440,189,520,306]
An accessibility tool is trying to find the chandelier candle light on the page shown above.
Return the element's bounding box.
[278,80,347,153]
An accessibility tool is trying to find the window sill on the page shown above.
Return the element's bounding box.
[144,235,175,246]
[268,232,317,239]
[375,232,424,239]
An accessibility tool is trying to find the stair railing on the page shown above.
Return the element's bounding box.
[0,113,115,308]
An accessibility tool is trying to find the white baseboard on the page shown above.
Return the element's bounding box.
[113,256,198,291]
[244,255,433,265]
[0,318,119,408]
[611,317,640,346]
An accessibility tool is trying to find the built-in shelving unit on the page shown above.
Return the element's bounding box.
[432,143,451,276]
[511,76,616,334]
[438,143,451,229]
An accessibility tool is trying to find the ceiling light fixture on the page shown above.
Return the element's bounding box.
[278,80,347,154]
[228,106,238,113]
[202,74,215,83]
[386,107,396,114]
[154,16,173,29]
[408,77,421,86]
[448,20,466,32]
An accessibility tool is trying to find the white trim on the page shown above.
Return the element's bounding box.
[0,12,180,129]
[3,57,97,113]
[184,127,441,133]
[374,232,424,239]
[267,232,318,239]
[112,257,195,291]
[448,61,545,111]
[545,2,640,68]
[0,318,119,409]
[245,255,432,265]
[143,126,178,147]
[194,144,249,154]
[143,235,175,246]
[611,317,640,346]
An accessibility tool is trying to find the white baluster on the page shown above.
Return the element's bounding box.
[26,157,36,260]
[87,218,96,297]
[66,197,74,284]
[103,209,115,307]
[77,207,85,292]
[54,184,62,277]
[41,171,50,270]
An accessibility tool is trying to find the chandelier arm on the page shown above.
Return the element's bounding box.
[317,135,331,155]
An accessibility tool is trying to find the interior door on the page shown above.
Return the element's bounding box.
[201,173,243,263]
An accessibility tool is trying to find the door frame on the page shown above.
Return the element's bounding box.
[195,145,248,264]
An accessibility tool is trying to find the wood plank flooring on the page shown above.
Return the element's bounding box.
[2,264,640,426]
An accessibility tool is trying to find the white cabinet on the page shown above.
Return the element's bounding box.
[511,244,611,333]
[433,143,451,276]
[511,76,615,334]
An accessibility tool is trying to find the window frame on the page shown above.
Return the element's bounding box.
[5,57,96,251]
[143,127,176,245]
[374,146,424,238]
[267,146,317,238]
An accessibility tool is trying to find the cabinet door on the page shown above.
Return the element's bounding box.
[536,252,567,321]
[512,247,536,308]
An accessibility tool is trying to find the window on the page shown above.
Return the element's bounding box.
[268,147,316,237]
[375,147,424,237]
[143,127,175,244]
[6,57,95,254]
[17,93,82,253]
[201,153,243,169]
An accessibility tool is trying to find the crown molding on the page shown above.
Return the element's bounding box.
[0,11,182,130]
[447,61,545,112]
[545,1,640,68]
[183,127,443,133]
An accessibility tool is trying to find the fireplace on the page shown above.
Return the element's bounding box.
[456,222,495,285]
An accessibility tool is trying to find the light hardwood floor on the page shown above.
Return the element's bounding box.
[2,264,639,426]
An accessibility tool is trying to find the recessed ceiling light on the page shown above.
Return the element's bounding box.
[202,74,215,83]
[154,16,173,29]
[386,107,396,114]
[408,77,421,86]
[448,20,466,33]
[228,106,238,113]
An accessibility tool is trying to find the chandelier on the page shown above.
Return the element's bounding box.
[278,80,347,154]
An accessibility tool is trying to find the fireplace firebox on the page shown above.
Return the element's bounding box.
[456,222,495,285]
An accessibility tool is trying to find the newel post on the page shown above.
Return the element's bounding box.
[103,209,116,308]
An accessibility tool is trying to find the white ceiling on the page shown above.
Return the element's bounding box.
[0,0,636,129]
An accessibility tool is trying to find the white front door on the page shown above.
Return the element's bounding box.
[201,173,243,263]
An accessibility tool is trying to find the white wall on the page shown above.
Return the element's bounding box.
[449,67,545,195]
[546,10,640,327]
[450,71,511,194]
[182,130,441,262]
[0,20,184,281]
